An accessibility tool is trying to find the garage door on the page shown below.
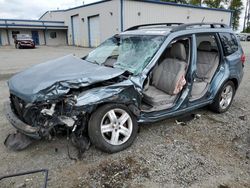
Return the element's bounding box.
[0,31,2,46]
[71,15,80,46]
[88,15,100,47]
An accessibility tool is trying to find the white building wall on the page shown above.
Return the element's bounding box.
[67,0,120,47]
[45,30,67,45]
[38,30,45,45]
[0,29,9,45]
[123,0,231,30]
[40,0,232,47]
[41,0,120,47]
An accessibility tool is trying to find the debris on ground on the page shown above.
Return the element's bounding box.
[71,133,91,159]
[175,113,201,126]
[246,151,250,159]
[16,182,26,188]
[218,183,230,188]
[77,156,150,188]
[239,115,247,121]
[4,132,34,151]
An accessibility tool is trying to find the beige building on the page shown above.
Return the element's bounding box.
[0,0,232,47]
[0,19,68,46]
[39,0,232,47]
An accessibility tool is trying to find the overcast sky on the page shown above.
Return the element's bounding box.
[0,0,98,19]
[0,0,248,31]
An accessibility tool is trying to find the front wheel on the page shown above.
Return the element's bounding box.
[209,81,235,113]
[88,104,138,153]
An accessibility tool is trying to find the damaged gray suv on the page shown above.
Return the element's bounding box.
[4,23,245,153]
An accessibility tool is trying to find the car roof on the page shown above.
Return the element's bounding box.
[121,27,172,36]
[121,23,232,36]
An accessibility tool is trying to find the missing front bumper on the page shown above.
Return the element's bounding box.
[3,101,41,139]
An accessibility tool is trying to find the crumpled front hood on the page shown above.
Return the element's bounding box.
[8,55,124,103]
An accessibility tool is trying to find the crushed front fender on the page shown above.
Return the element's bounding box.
[75,80,141,112]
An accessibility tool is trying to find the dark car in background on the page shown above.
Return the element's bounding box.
[4,23,245,153]
[247,35,250,41]
[236,33,247,41]
[14,34,35,49]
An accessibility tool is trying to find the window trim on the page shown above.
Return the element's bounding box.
[193,32,222,84]
[218,32,238,57]
[146,35,192,86]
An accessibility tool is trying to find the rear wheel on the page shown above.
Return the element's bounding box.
[209,81,235,113]
[88,104,138,153]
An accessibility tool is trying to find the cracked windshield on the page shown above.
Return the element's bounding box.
[85,35,165,75]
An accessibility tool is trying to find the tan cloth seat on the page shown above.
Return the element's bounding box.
[191,41,219,99]
[144,43,187,106]
[196,41,219,83]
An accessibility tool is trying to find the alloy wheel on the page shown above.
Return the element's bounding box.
[219,85,233,110]
[100,108,133,146]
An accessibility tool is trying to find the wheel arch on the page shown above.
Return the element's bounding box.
[229,77,239,90]
[211,76,238,103]
[92,101,140,118]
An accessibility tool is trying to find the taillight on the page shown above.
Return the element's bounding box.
[241,53,246,66]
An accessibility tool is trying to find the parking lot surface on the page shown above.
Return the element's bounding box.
[0,44,250,187]
[0,45,91,76]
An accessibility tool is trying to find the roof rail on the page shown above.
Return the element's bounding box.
[125,23,184,31]
[171,22,230,32]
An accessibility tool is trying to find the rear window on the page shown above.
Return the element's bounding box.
[219,33,238,56]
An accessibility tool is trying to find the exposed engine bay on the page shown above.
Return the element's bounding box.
[5,70,132,156]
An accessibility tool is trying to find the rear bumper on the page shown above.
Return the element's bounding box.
[4,101,41,139]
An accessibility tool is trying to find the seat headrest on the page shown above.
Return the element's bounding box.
[198,41,212,52]
[170,43,186,61]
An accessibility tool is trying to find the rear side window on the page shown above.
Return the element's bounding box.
[219,33,238,56]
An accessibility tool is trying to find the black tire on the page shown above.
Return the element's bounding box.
[209,81,235,113]
[88,103,138,153]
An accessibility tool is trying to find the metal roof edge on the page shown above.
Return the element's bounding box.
[0,18,64,23]
[0,23,68,29]
[141,0,233,13]
[38,10,64,20]
[39,0,112,20]
[66,0,112,11]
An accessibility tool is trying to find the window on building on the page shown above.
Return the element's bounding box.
[12,31,20,39]
[219,33,238,56]
[50,32,57,39]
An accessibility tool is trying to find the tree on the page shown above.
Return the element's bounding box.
[189,0,202,6]
[229,0,243,30]
[203,0,228,8]
[160,0,189,4]
[243,25,250,33]
[159,0,243,30]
